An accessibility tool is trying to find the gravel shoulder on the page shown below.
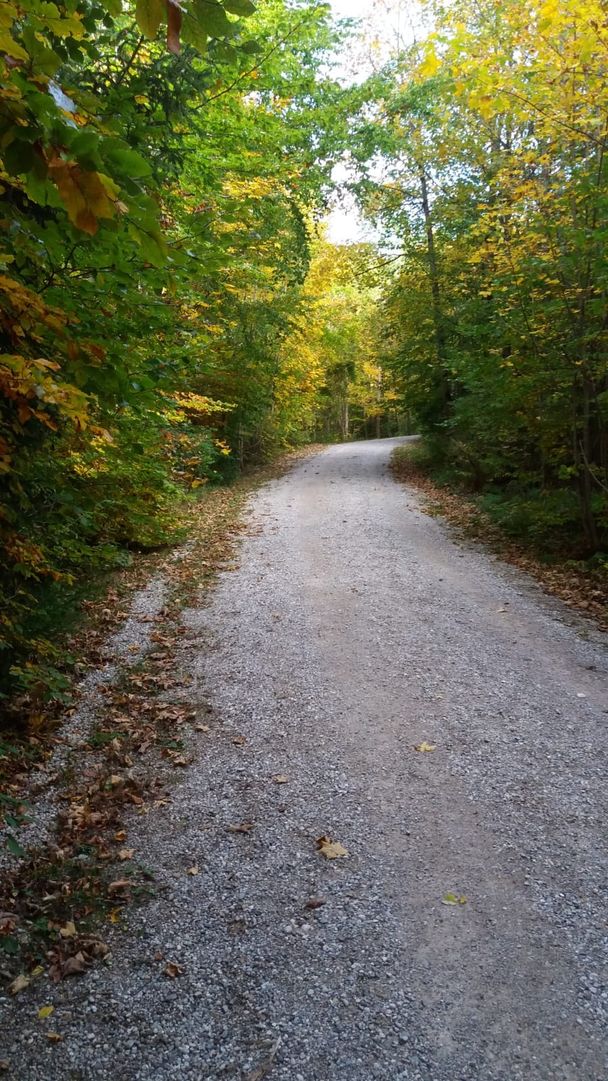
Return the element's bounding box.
[2,436,607,1081]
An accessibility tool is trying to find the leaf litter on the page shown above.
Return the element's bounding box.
[0,452,316,992]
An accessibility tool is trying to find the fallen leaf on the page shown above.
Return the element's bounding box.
[59,920,77,938]
[108,908,121,924]
[194,724,210,733]
[243,1037,280,1081]
[187,864,200,875]
[316,835,349,859]
[162,749,190,766]
[414,741,436,753]
[441,892,467,906]
[227,822,254,834]
[273,775,289,784]
[8,973,30,995]
[62,952,88,977]
[0,1060,8,1072]
[87,939,110,959]
[232,735,246,746]
[114,830,127,842]
[108,879,131,892]
[228,917,247,934]
[38,1005,54,1020]
[118,848,135,861]
[304,896,326,909]
[47,1033,63,1043]
[164,961,183,978]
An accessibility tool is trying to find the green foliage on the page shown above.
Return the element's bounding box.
[0,0,350,706]
[348,0,608,558]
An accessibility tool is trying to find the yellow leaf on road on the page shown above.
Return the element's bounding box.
[316,835,349,859]
[442,892,467,906]
[38,1005,54,1020]
[415,741,436,753]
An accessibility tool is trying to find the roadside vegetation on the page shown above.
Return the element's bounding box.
[2,0,607,715]
[347,0,608,576]
[0,0,403,713]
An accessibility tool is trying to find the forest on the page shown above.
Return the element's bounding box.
[1,0,607,709]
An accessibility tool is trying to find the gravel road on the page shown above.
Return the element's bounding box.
[3,437,608,1081]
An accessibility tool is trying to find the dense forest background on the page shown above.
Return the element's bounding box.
[352,0,608,567]
[2,0,607,706]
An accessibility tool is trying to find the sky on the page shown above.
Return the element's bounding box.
[325,0,421,244]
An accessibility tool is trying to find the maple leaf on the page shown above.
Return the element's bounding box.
[316,835,349,859]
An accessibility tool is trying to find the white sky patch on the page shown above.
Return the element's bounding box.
[325,0,425,245]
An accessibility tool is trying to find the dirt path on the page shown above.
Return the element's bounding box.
[3,437,607,1080]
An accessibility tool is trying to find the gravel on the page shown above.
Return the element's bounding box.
[2,436,607,1080]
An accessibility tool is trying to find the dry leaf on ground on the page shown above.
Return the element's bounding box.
[59,921,77,938]
[414,741,436,752]
[47,1033,63,1043]
[243,1037,280,1081]
[187,864,199,875]
[37,1005,54,1020]
[108,879,132,892]
[316,835,349,859]
[227,822,254,834]
[442,892,467,906]
[304,896,326,909]
[9,974,30,995]
[61,952,89,977]
[164,962,183,978]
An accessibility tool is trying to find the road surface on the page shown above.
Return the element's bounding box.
[4,437,608,1080]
